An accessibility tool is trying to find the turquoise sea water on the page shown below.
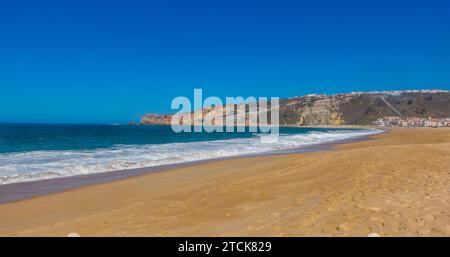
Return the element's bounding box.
[0,124,381,184]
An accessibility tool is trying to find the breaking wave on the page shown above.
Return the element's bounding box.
[0,129,382,184]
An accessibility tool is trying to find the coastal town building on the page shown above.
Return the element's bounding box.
[373,117,450,128]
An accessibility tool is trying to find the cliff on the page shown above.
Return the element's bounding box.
[141,90,450,126]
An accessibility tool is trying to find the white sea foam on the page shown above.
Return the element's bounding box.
[0,129,382,185]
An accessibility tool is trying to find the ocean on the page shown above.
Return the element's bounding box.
[0,124,382,185]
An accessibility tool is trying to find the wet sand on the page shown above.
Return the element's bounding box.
[0,132,375,205]
[1,128,449,236]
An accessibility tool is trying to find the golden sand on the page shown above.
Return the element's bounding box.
[1,128,450,236]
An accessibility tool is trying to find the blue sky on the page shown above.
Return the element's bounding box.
[1,0,450,123]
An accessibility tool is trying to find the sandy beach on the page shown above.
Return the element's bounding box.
[1,128,450,236]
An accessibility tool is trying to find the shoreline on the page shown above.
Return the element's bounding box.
[1,128,449,236]
[0,130,383,204]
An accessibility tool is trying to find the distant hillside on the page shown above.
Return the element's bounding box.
[141,90,450,126]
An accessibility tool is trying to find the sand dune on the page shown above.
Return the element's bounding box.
[1,128,450,236]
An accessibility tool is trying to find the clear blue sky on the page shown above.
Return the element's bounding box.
[1,0,449,123]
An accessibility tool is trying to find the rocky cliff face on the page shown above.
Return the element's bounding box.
[140,114,173,125]
[279,95,346,126]
[141,91,450,126]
